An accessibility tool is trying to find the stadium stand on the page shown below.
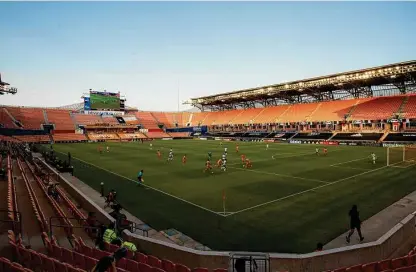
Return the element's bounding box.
[13,135,50,143]
[179,112,191,127]
[52,133,88,142]
[0,108,18,128]
[6,107,46,129]
[135,112,160,129]
[102,116,119,125]
[118,132,147,140]
[229,108,262,125]
[308,99,359,122]
[45,109,75,131]
[348,96,405,120]
[88,133,120,140]
[402,95,416,119]
[73,114,102,125]
[168,132,191,138]
[190,112,210,126]
[123,115,140,125]
[253,105,290,124]
[146,131,171,138]
[152,112,175,128]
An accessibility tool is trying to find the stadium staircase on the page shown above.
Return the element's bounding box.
[42,110,49,125]
[378,131,389,143]
[69,112,77,128]
[187,112,193,126]
[2,108,20,128]
[344,100,360,120]
[395,96,410,118]
[327,132,338,140]
[305,103,322,121]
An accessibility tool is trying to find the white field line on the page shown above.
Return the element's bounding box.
[331,165,370,171]
[330,157,369,166]
[225,160,404,217]
[56,152,226,217]
[228,166,330,184]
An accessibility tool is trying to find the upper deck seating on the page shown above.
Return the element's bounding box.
[135,112,160,129]
[7,107,45,129]
[402,95,416,119]
[73,114,102,125]
[278,103,319,123]
[46,109,75,131]
[191,112,210,126]
[152,112,175,128]
[230,108,262,125]
[211,110,240,125]
[0,108,18,128]
[349,96,405,120]
[252,105,290,124]
[308,99,358,122]
[123,115,140,125]
[102,116,119,125]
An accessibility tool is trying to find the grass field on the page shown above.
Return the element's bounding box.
[51,140,416,253]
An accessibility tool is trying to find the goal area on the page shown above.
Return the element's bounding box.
[387,145,416,167]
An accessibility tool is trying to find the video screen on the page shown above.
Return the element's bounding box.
[90,92,120,110]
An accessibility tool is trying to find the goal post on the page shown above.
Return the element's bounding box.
[387,145,416,166]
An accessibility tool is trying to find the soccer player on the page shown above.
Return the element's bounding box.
[216,158,223,168]
[98,146,103,154]
[370,152,377,164]
[221,159,227,172]
[244,158,252,168]
[315,148,319,156]
[106,146,110,153]
[224,147,228,155]
[137,170,144,185]
[182,154,187,165]
[222,153,227,161]
[266,144,269,150]
[157,149,161,160]
[149,143,153,150]
[204,159,213,173]
[323,148,328,156]
[208,151,212,161]
[236,145,239,153]
[167,149,174,162]
[241,154,246,164]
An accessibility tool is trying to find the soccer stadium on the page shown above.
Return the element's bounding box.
[1,2,416,272]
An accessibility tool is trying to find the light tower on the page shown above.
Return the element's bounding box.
[0,73,18,95]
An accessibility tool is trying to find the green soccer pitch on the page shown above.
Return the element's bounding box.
[51,140,416,253]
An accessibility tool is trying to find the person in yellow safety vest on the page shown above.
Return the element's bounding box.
[112,238,137,252]
[103,223,117,244]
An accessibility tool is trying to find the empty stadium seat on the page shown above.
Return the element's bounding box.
[46,109,75,131]
[402,95,416,119]
[52,133,87,142]
[349,96,405,120]
[135,112,160,129]
[6,107,46,129]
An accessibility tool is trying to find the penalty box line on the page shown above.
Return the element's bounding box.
[225,160,404,217]
[56,152,226,217]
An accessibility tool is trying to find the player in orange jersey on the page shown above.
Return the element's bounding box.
[236,144,239,153]
[98,146,103,154]
[217,158,223,168]
[323,148,328,156]
[244,158,252,168]
[241,154,246,164]
[204,159,213,173]
[157,150,161,160]
[182,154,187,165]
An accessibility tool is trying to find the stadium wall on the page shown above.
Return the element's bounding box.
[38,158,416,272]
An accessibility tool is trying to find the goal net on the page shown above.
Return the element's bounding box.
[387,145,416,167]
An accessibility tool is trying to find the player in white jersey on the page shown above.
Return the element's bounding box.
[370,152,377,164]
[224,147,228,155]
[149,143,153,150]
[167,149,174,161]
[106,146,110,152]
[266,144,269,150]
[222,153,226,161]
[315,148,319,155]
[221,159,227,172]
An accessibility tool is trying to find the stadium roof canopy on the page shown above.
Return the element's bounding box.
[187,60,416,110]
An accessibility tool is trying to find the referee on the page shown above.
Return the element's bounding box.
[137,170,144,185]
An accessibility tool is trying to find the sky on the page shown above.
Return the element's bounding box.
[0,1,415,111]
